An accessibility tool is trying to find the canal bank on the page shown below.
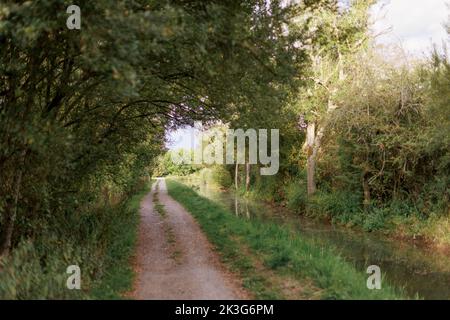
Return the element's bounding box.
[173,175,450,300]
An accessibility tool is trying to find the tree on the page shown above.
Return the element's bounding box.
[0,0,303,255]
[293,0,374,196]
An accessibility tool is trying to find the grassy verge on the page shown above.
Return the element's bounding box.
[0,181,151,299]
[91,182,151,299]
[166,179,405,300]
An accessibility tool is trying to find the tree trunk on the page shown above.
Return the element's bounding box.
[306,122,316,196]
[235,162,239,191]
[245,162,250,192]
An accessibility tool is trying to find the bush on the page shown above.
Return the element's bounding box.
[362,208,388,232]
[307,190,361,220]
[285,181,308,213]
[0,241,84,299]
[0,182,148,299]
[211,166,232,188]
[251,175,283,202]
[154,151,200,177]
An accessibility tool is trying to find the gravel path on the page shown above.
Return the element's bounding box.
[132,178,248,300]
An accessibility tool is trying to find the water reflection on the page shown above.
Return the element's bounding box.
[177,177,450,299]
[234,196,250,219]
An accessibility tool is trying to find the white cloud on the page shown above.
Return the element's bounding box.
[371,0,449,57]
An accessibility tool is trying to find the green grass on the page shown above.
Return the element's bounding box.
[91,182,152,299]
[0,181,152,299]
[166,179,406,300]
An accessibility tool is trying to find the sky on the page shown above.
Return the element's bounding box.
[167,0,449,151]
[371,0,449,57]
[166,125,198,152]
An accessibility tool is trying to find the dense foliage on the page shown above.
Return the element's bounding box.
[154,150,200,176]
[211,1,449,241]
[0,0,305,298]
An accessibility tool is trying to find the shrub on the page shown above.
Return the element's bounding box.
[0,182,148,299]
[362,208,388,232]
[211,166,233,188]
[251,175,283,202]
[285,181,308,213]
[307,190,361,220]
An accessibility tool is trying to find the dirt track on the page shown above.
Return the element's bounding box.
[131,178,247,300]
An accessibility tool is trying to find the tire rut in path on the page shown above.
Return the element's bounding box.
[132,178,248,300]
